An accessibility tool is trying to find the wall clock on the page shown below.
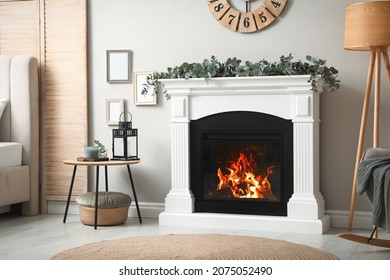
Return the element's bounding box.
[208,0,287,33]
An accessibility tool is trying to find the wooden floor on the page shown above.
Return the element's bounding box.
[0,213,390,260]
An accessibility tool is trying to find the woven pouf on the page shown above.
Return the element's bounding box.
[76,191,132,226]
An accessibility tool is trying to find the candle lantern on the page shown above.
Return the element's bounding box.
[112,111,139,160]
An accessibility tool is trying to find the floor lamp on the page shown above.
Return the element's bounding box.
[345,1,390,231]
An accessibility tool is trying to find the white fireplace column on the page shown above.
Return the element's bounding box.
[288,94,325,219]
[159,76,330,234]
[164,95,195,213]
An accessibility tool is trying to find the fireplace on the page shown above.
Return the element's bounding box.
[159,76,330,234]
[191,111,293,216]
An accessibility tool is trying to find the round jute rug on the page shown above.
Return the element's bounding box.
[51,234,338,260]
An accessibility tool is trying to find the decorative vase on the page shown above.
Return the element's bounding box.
[83,146,100,158]
[99,149,107,158]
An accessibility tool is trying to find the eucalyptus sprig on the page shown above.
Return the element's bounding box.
[93,140,105,151]
[141,54,340,99]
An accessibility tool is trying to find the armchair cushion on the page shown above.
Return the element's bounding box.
[363,148,390,160]
[358,148,390,232]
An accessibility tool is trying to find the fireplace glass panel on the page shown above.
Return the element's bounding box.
[203,134,281,203]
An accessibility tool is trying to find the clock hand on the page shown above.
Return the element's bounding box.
[243,0,252,13]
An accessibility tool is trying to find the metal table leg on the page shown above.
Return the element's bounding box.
[126,164,142,223]
[105,165,108,191]
[94,166,100,230]
[63,165,77,223]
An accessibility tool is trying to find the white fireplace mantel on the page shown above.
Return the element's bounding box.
[159,75,330,234]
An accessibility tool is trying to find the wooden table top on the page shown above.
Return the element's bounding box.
[63,159,140,166]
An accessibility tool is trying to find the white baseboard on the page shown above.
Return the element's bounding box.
[46,200,373,230]
[127,202,165,218]
[325,209,373,230]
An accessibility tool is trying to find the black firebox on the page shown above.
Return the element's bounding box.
[190,111,293,216]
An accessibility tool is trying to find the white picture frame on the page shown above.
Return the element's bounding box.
[106,98,124,125]
[106,50,132,83]
[134,71,157,106]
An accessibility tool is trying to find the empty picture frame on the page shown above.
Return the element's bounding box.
[106,50,132,83]
[106,99,124,125]
[134,71,157,105]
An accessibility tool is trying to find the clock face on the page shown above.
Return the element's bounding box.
[208,0,287,33]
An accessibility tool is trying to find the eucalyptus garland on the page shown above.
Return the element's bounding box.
[142,54,340,99]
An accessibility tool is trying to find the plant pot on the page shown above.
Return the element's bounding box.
[83,146,100,158]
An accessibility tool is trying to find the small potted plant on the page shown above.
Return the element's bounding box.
[94,140,107,158]
[83,145,100,159]
[83,140,106,159]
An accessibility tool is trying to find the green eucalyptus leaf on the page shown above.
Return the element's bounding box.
[141,55,341,98]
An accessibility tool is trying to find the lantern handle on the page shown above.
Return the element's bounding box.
[119,111,132,122]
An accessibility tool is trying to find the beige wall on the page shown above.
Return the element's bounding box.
[87,0,390,214]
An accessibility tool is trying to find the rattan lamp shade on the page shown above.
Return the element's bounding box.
[344,1,390,51]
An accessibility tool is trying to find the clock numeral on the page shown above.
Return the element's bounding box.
[237,12,257,33]
[271,1,281,9]
[253,6,276,30]
[219,7,240,31]
[264,0,287,17]
[258,11,267,23]
[208,0,231,21]
[214,3,224,12]
[228,14,236,25]
[243,17,250,28]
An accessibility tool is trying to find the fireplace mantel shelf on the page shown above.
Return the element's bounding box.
[159,75,330,234]
[160,75,322,96]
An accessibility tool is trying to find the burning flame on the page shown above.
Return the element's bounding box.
[216,152,275,199]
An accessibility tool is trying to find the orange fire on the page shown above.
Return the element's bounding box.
[216,152,275,199]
